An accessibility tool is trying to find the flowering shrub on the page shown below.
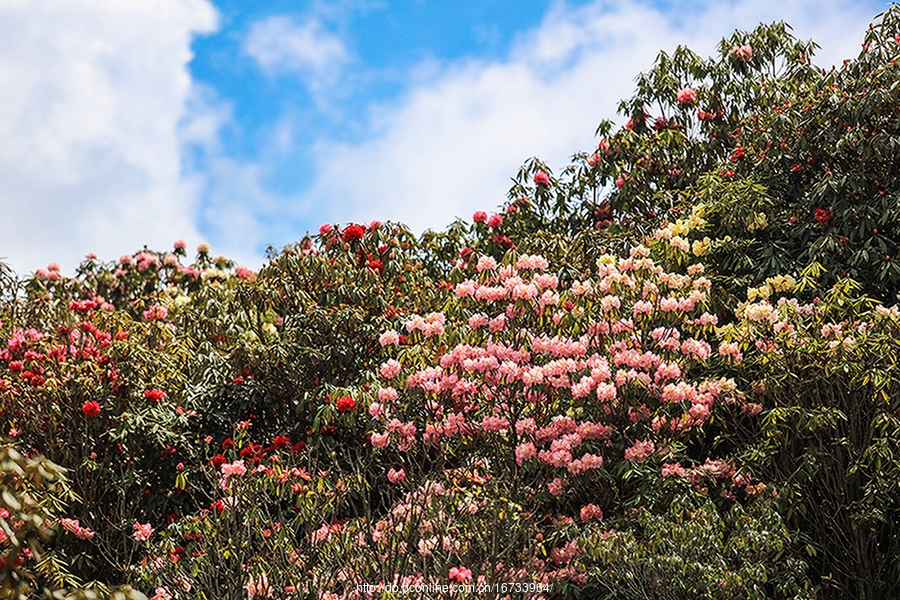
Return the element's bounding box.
[357,244,791,594]
[582,497,811,600]
[373,244,744,478]
[1,8,900,599]
[720,285,900,598]
[0,443,146,599]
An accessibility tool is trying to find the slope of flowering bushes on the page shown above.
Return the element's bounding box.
[3,6,900,600]
[0,223,448,594]
[129,237,819,599]
[4,223,900,598]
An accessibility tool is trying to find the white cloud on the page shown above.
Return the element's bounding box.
[301,0,880,233]
[0,0,218,274]
[244,15,349,88]
[178,82,316,265]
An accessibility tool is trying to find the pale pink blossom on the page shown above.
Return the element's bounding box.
[379,330,400,346]
[596,382,617,401]
[476,256,498,272]
[489,314,507,332]
[221,460,247,478]
[516,254,549,271]
[547,477,566,496]
[676,87,697,105]
[481,416,509,432]
[689,403,711,421]
[379,359,402,379]
[659,297,679,312]
[418,536,437,556]
[580,503,603,521]
[150,588,172,600]
[568,453,604,475]
[387,468,406,484]
[576,422,612,440]
[370,432,390,448]
[377,386,398,402]
[455,280,477,298]
[133,522,154,542]
[624,439,655,462]
[60,518,95,540]
[661,462,686,477]
[681,338,712,361]
[515,442,537,465]
[718,341,743,363]
[731,43,753,61]
[245,572,273,598]
[515,418,536,437]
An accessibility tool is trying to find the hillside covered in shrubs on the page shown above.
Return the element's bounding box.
[2,5,900,600]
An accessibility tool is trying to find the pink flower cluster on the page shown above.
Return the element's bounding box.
[143,304,168,321]
[60,518,95,539]
[220,460,247,488]
[387,467,406,484]
[405,312,446,338]
[367,248,761,518]
[676,87,697,105]
[133,521,154,542]
[624,439,655,462]
[379,330,400,346]
[731,43,753,61]
[579,504,603,522]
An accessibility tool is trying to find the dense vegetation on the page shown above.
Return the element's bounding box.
[2,5,900,599]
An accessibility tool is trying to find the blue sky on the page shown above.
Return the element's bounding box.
[186,1,572,225]
[0,0,889,273]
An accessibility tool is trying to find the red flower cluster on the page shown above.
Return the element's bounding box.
[145,389,166,402]
[240,443,264,462]
[814,207,832,226]
[336,395,356,412]
[343,225,365,242]
[68,299,97,314]
[491,233,514,250]
[81,400,101,418]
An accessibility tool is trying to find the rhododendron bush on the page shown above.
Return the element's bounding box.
[3,6,900,600]
[373,246,742,514]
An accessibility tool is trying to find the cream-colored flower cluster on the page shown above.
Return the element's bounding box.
[746,274,797,302]
[652,205,709,255]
